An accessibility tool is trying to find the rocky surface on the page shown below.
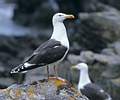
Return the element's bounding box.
[0,77,88,100]
[12,0,106,26]
[99,0,120,10]
[71,4,120,53]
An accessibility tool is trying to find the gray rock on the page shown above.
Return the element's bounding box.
[109,77,120,99]
[13,0,56,26]
[0,77,15,87]
[73,4,120,52]
[0,78,88,100]
[99,0,120,10]
[0,66,5,72]
[108,39,120,56]
[78,7,120,42]
[78,51,120,65]
[101,48,115,55]
[67,54,81,64]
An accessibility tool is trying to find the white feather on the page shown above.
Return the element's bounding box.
[24,63,35,68]
[51,14,69,49]
[77,64,91,90]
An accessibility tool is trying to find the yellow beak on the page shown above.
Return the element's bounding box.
[65,14,75,19]
[71,65,77,70]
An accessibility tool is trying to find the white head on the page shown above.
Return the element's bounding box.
[71,63,89,72]
[52,13,74,24]
[51,13,74,48]
[71,63,91,90]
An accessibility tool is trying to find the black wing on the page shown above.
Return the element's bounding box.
[81,83,112,100]
[25,39,68,65]
[11,39,68,73]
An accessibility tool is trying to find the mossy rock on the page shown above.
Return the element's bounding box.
[0,77,88,100]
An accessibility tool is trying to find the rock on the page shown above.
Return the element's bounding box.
[99,0,120,10]
[68,51,95,64]
[13,0,107,26]
[67,54,81,64]
[0,66,5,72]
[101,48,115,55]
[76,0,104,12]
[72,50,120,65]
[78,7,120,42]
[57,0,102,16]
[68,49,120,65]
[0,77,88,100]
[73,4,120,52]
[110,77,120,99]
[108,39,120,56]
[13,0,56,26]
[0,77,15,88]
[110,77,120,87]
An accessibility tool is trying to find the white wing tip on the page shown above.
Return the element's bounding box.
[10,70,18,74]
[10,66,21,74]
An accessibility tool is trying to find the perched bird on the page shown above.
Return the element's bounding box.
[71,63,112,100]
[11,13,74,78]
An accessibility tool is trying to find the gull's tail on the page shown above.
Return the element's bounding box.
[11,62,44,74]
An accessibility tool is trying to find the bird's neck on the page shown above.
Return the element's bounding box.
[51,22,69,48]
[78,70,91,90]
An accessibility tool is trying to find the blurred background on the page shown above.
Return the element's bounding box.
[0,0,120,99]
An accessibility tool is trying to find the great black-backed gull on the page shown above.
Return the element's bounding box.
[11,13,74,78]
[71,63,112,100]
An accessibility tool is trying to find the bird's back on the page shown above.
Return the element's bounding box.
[80,83,112,100]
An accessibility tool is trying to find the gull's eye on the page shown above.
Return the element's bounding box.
[59,15,62,16]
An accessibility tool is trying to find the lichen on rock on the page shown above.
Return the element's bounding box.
[0,77,88,100]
